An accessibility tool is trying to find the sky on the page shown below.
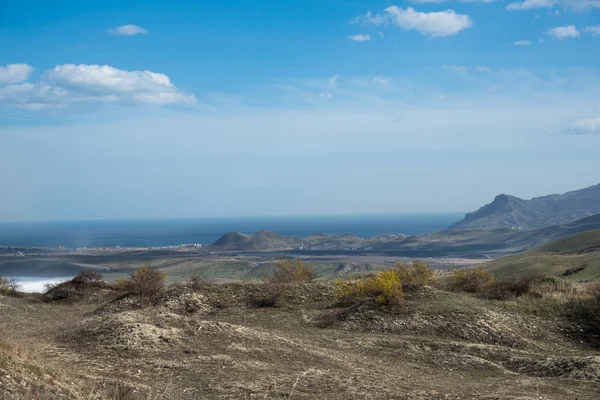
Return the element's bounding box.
[1,0,600,221]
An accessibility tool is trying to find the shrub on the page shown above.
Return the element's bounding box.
[114,264,167,301]
[113,278,132,292]
[0,276,9,295]
[270,258,317,284]
[396,260,436,289]
[71,270,105,285]
[249,282,285,308]
[0,276,21,296]
[334,269,404,307]
[447,267,495,293]
[334,279,367,306]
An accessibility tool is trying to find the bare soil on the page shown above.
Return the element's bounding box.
[1,283,600,399]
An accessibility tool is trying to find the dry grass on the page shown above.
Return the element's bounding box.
[0,330,73,399]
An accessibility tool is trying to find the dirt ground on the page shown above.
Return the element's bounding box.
[1,282,600,399]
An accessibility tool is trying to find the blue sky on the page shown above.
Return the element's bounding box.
[1,0,600,221]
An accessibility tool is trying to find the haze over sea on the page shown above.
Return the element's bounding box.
[0,214,463,249]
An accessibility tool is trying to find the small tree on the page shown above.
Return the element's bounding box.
[270,258,317,284]
[0,276,21,296]
[6,277,21,294]
[0,276,10,295]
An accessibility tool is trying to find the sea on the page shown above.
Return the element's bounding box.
[0,213,463,249]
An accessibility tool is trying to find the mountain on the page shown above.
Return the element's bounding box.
[484,229,600,281]
[210,230,365,252]
[450,184,600,230]
[209,214,600,256]
[211,230,301,251]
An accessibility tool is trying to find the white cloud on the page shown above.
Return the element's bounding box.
[318,92,332,99]
[476,65,491,72]
[514,40,532,45]
[349,11,387,25]
[0,64,195,110]
[109,24,147,36]
[373,75,391,85]
[0,64,34,85]
[442,64,468,71]
[385,7,473,37]
[46,64,174,93]
[507,0,555,10]
[351,6,472,37]
[584,25,600,35]
[347,34,371,41]
[546,25,580,40]
[506,0,600,10]
[328,74,339,89]
[566,117,600,134]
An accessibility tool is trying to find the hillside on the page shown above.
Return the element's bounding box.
[210,230,364,252]
[450,183,600,230]
[2,280,600,398]
[484,230,600,281]
[209,214,600,257]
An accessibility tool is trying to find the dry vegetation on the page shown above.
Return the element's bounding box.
[2,260,600,398]
[334,261,436,306]
[114,264,167,302]
[269,258,317,284]
[0,275,21,296]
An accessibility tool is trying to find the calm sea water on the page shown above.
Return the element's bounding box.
[0,214,463,249]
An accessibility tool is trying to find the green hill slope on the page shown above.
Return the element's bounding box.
[484,230,600,281]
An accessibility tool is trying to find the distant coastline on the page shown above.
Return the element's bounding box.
[0,213,463,249]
